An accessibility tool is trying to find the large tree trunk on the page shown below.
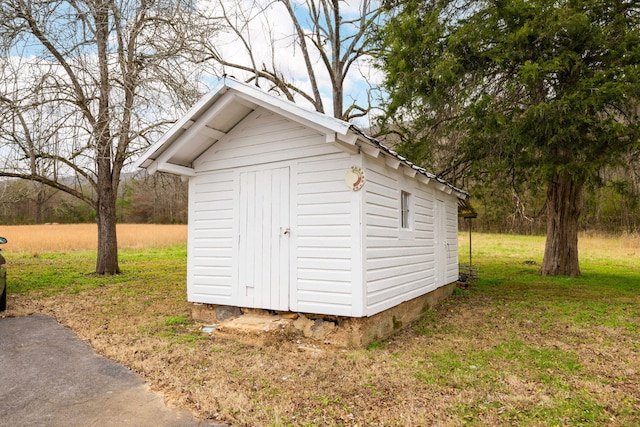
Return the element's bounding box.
[95,187,120,275]
[94,0,119,275]
[541,171,582,277]
[95,128,119,275]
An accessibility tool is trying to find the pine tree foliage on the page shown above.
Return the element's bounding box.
[377,0,640,276]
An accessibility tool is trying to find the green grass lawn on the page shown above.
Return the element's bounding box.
[4,232,639,426]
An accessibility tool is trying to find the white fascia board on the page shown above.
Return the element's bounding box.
[156,162,196,177]
[136,158,153,169]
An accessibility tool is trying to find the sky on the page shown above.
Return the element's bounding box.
[206,0,386,125]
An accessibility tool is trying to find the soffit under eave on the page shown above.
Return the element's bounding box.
[136,74,358,172]
[141,89,355,171]
[134,85,231,170]
[231,90,355,145]
[145,92,256,169]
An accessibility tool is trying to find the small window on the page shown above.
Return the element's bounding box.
[400,190,411,229]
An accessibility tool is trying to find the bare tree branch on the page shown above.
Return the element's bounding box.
[205,0,384,121]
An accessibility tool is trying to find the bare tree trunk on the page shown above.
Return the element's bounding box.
[541,171,582,277]
[331,0,343,119]
[35,186,45,224]
[96,185,120,274]
[94,0,119,275]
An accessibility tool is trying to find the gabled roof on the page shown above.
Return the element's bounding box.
[135,76,470,201]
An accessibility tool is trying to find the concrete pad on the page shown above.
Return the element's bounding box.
[219,314,292,331]
[0,314,224,427]
[213,314,294,347]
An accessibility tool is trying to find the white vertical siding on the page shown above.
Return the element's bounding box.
[292,153,360,316]
[444,196,460,284]
[187,171,236,304]
[237,167,290,311]
[363,156,458,316]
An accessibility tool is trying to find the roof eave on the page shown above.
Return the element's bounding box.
[133,82,230,171]
[351,126,470,200]
[134,77,354,173]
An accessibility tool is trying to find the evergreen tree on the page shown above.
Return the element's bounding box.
[377,0,640,276]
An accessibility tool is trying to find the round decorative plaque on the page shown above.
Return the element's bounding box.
[344,166,365,191]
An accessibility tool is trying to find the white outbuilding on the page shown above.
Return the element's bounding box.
[135,77,470,318]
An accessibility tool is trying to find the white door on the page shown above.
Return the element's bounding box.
[238,167,290,310]
[435,199,447,286]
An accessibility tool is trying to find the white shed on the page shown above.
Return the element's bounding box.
[136,77,470,318]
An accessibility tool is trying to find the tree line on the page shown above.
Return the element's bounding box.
[0,173,187,225]
[2,163,638,236]
[469,163,640,235]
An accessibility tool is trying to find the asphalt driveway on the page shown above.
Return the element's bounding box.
[0,314,223,427]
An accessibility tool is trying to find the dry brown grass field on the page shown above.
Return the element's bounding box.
[0,223,187,253]
[2,223,637,257]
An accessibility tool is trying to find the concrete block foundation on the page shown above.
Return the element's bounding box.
[192,282,457,348]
